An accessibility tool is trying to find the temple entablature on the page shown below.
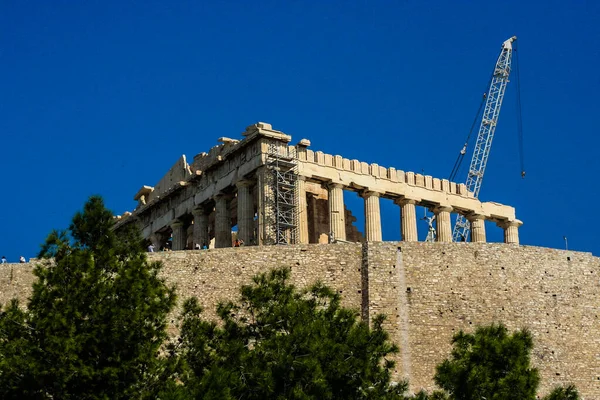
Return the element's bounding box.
[115,122,522,250]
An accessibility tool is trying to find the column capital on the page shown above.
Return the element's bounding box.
[297,174,308,181]
[466,213,486,222]
[326,182,345,190]
[170,219,184,228]
[432,205,453,214]
[394,196,419,206]
[235,179,254,189]
[361,189,383,198]
[192,206,208,216]
[497,219,523,228]
[214,192,233,201]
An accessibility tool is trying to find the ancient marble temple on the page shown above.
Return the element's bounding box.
[114,122,521,249]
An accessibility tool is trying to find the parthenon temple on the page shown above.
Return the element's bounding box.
[114,122,522,249]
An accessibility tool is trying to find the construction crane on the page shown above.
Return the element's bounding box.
[450,36,520,242]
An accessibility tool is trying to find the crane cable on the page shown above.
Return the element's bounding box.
[450,40,525,182]
[449,76,492,182]
[514,40,526,178]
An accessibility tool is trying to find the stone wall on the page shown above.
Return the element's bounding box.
[367,242,600,397]
[0,263,36,307]
[148,244,363,323]
[1,243,598,398]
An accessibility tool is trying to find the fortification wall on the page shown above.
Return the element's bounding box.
[148,244,364,323]
[1,243,598,398]
[0,263,36,306]
[367,242,600,397]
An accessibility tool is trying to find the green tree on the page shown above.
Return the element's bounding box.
[164,267,408,400]
[434,324,540,400]
[431,323,581,400]
[542,385,580,400]
[0,196,176,399]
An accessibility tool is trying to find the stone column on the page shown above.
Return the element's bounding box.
[170,219,187,251]
[236,180,254,245]
[149,233,162,249]
[252,183,260,245]
[192,207,209,248]
[395,198,418,242]
[499,220,522,244]
[433,206,453,243]
[308,193,320,244]
[297,176,309,244]
[362,191,382,241]
[467,214,487,243]
[327,183,346,241]
[214,194,232,248]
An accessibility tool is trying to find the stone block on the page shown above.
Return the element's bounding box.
[361,162,370,175]
[316,151,325,164]
[379,166,387,178]
[343,158,351,170]
[425,175,433,189]
[415,174,425,187]
[441,179,450,192]
[388,167,397,181]
[324,153,334,166]
[370,163,380,177]
[396,170,405,183]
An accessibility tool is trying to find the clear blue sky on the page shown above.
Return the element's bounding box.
[1,1,599,261]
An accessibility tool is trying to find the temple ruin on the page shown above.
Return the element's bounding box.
[114,122,522,248]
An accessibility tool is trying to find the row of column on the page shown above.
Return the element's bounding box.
[327,184,521,245]
[169,180,256,250]
[395,201,519,244]
[168,176,522,249]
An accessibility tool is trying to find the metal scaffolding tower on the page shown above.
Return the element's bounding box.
[265,144,299,245]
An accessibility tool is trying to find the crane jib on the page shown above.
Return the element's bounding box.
[451,37,516,243]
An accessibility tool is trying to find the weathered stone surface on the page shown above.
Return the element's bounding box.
[365,242,600,397]
[396,198,418,242]
[362,191,382,241]
[327,183,346,241]
[114,122,522,249]
[467,213,486,243]
[2,243,598,398]
[433,206,453,243]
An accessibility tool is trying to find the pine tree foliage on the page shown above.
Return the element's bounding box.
[434,324,540,400]
[163,267,408,400]
[542,385,580,400]
[0,196,176,399]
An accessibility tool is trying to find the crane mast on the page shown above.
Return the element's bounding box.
[452,36,517,242]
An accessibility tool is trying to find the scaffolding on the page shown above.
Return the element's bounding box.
[264,144,299,245]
